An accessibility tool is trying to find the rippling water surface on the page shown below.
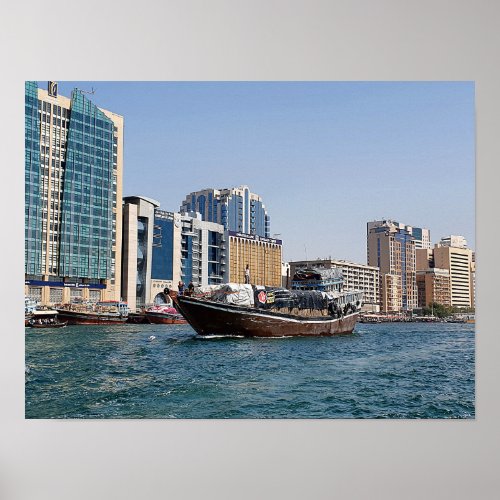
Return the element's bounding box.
[25,322,475,419]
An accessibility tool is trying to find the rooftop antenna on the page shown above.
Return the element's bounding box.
[304,244,308,266]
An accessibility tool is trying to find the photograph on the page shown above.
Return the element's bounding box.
[24,80,475,419]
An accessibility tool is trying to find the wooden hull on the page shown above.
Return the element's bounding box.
[56,310,128,325]
[145,311,188,325]
[30,321,68,329]
[174,295,358,337]
[127,313,151,324]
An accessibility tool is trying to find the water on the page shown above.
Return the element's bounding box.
[25,322,475,419]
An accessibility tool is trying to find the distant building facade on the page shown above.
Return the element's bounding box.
[228,232,282,287]
[433,243,473,309]
[368,220,431,250]
[289,259,380,313]
[416,268,451,308]
[180,185,270,237]
[179,213,226,287]
[367,220,417,312]
[416,238,474,309]
[122,196,170,310]
[440,235,468,249]
[122,200,227,310]
[25,81,123,306]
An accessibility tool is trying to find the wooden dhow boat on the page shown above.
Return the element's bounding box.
[169,268,363,337]
[56,300,129,325]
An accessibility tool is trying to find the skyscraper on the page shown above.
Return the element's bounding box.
[367,220,417,312]
[433,242,473,309]
[25,81,123,305]
[367,220,431,250]
[180,185,270,237]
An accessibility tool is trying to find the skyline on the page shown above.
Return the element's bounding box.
[38,81,476,263]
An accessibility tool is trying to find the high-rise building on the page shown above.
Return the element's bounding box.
[367,220,417,312]
[470,257,476,309]
[25,81,123,306]
[416,240,473,309]
[433,243,473,309]
[227,232,282,287]
[179,213,226,287]
[121,199,226,310]
[122,196,179,310]
[416,268,451,308]
[439,235,468,249]
[289,258,380,312]
[180,185,270,237]
[367,220,431,251]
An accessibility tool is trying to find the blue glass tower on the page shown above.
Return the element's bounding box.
[25,82,122,305]
[180,186,270,237]
[25,82,43,275]
[58,90,115,279]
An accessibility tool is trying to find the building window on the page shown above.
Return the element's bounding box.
[49,287,63,304]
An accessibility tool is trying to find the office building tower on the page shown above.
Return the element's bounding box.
[179,213,226,287]
[367,220,417,312]
[180,185,270,237]
[416,268,451,308]
[433,242,473,309]
[25,81,123,305]
[227,232,282,287]
[439,235,468,249]
[367,220,431,251]
[289,258,380,312]
[122,196,181,310]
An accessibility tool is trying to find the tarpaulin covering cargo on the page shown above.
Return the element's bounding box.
[210,283,255,307]
[253,286,331,311]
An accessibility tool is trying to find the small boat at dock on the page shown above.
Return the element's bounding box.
[127,311,151,324]
[30,320,68,329]
[145,305,187,324]
[56,300,129,325]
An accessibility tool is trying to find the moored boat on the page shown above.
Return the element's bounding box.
[56,300,129,325]
[170,268,363,337]
[145,305,187,324]
[127,311,151,324]
[25,296,38,326]
[30,320,68,329]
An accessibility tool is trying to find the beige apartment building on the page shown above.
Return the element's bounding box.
[228,231,282,287]
[416,240,474,309]
[25,82,123,306]
[367,221,417,312]
[416,268,451,308]
[289,259,380,312]
[433,244,473,308]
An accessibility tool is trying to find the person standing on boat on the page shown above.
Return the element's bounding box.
[178,281,185,295]
[245,264,250,284]
[185,282,195,296]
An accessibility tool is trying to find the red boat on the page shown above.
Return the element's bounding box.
[56,301,129,325]
[145,305,187,325]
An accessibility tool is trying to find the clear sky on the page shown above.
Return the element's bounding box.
[40,81,475,263]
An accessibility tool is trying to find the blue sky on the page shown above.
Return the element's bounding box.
[40,81,475,263]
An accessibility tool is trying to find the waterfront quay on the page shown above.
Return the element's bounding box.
[25,321,474,419]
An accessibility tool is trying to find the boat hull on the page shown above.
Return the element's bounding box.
[174,295,358,337]
[145,311,188,325]
[30,321,68,329]
[56,310,128,325]
[127,313,151,324]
